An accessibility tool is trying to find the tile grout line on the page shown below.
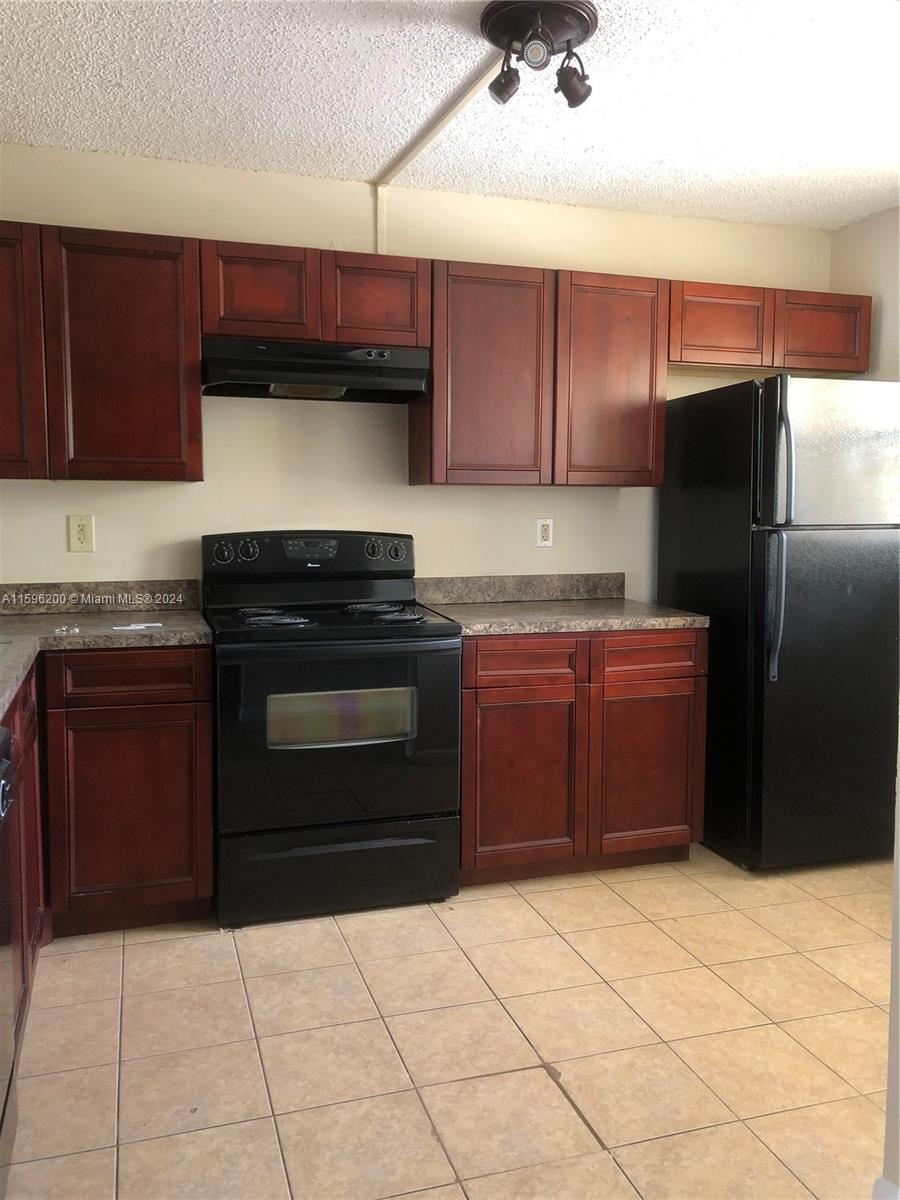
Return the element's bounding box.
[114,942,124,1199]
[233,931,296,1200]
[348,941,467,1192]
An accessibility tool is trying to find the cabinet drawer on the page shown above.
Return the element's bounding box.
[468,637,586,688]
[45,648,212,708]
[592,631,704,682]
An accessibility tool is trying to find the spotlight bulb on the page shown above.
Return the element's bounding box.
[521,28,553,70]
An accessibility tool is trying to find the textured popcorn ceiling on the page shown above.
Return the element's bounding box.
[0,0,897,229]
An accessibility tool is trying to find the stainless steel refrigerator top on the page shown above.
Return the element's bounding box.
[657,373,899,869]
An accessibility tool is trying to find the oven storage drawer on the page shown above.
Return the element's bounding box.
[218,816,460,925]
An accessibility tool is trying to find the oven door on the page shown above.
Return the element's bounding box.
[216,638,461,835]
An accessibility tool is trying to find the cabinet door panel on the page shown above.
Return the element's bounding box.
[0,221,47,478]
[462,685,587,869]
[589,679,699,855]
[200,240,321,340]
[773,290,871,373]
[429,261,555,484]
[670,281,775,367]
[321,251,430,346]
[48,703,213,913]
[555,272,667,486]
[42,227,202,480]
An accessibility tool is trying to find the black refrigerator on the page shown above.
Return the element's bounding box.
[658,373,899,869]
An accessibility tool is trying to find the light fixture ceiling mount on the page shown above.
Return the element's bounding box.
[481,1,597,106]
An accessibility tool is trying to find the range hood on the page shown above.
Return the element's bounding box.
[201,336,430,402]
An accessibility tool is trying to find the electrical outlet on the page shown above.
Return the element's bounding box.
[67,514,96,553]
[536,517,553,547]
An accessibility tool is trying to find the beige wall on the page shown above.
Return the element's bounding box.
[0,143,831,595]
[830,205,899,382]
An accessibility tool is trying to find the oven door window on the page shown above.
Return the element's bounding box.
[267,687,417,750]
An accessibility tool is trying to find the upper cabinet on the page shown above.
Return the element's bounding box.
[556,271,667,486]
[412,263,667,487]
[42,227,203,481]
[773,289,871,373]
[200,242,431,347]
[670,280,775,368]
[201,241,321,340]
[670,280,871,373]
[321,251,431,346]
[411,261,556,485]
[0,222,47,478]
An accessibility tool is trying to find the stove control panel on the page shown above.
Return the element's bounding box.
[202,531,415,577]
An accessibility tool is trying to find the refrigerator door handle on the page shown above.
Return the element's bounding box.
[768,531,788,682]
[779,387,797,525]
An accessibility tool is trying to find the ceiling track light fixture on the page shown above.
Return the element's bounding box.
[481,1,597,108]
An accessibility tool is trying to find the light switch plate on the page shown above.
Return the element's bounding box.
[67,514,95,553]
[536,518,553,547]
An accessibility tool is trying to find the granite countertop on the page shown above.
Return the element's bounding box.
[433,598,709,636]
[0,611,212,718]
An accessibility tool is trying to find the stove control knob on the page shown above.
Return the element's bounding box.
[388,543,407,562]
[238,538,260,562]
[365,539,384,560]
[212,540,235,565]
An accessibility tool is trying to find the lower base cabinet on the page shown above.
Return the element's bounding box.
[1,665,44,1043]
[588,677,706,856]
[462,630,707,877]
[462,685,588,869]
[44,648,213,927]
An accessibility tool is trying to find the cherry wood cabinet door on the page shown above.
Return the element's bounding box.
[200,240,321,341]
[321,251,431,346]
[42,227,202,481]
[16,670,44,980]
[588,677,706,856]
[416,261,555,484]
[555,272,668,486]
[0,221,47,478]
[47,702,213,914]
[773,289,871,373]
[462,685,588,870]
[669,280,775,367]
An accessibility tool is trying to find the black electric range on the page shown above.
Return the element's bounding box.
[202,530,461,926]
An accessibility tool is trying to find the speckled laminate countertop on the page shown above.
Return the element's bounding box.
[0,611,212,718]
[433,598,709,637]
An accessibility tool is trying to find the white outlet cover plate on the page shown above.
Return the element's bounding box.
[536,518,553,548]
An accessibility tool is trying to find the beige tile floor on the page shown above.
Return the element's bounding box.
[0,845,893,1200]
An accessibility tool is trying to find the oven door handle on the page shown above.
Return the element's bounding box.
[215,637,461,665]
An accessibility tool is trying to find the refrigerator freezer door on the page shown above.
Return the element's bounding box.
[761,376,900,527]
[752,527,898,867]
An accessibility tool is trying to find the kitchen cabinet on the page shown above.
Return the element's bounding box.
[670,280,775,368]
[2,665,44,1038]
[201,240,322,341]
[14,667,44,992]
[321,251,431,346]
[462,686,586,870]
[45,648,213,928]
[201,243,431,348]
[413,263,667,487]
[773,289,871,373]
[587,677,706,856]
[410,261,555,485]
[669,280,872,373]
[42,226,203,481]
[0,221,47,479]
[556,271,668,486]
[461,630,707,878]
